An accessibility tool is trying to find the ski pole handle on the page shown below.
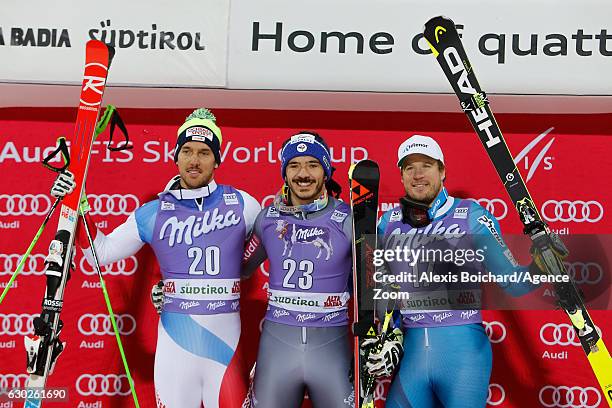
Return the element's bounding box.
[42,137,70,173]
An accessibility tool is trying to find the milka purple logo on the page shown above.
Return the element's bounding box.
[275,220,333,260]
[296,313,317,323]
[207,301,226,311]
[461,310,479,320]
[324,311,341,322]
[408,314,426,323]
[180,301,200,310]
[388,221,466,250]
[273,309,290,319]
[432,312,453,323]
[160,209,241,246]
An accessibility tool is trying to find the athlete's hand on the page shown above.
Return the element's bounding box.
[364,328,404,378]
[151,280,164,315]
[530,231,569,273]
[50,171,76,198]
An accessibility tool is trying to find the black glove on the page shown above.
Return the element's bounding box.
[530,231,569,274]
[364,328,404,378]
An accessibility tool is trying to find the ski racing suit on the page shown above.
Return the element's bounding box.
[377,193,537,408]
[81,178,260,408]
[242,197,355,408]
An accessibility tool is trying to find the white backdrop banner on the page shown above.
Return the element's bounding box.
[0,0,229,87]
[227,0,611,95]
[1,0,611,95]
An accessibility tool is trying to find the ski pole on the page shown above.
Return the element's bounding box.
[80,208,140,408]
[0,198,61,306]
[0,136,71,306]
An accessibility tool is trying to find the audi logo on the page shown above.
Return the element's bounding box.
[79,256,138,276]
[88,194,139,216]
[0,373,28,389]
[76,374,131,396]
[541,200,603,223]
[0,194,51,216]
[483,321,507,344]
[469,198,508,221]
[487,383,506,406]
[540,323,579,346]
[563,262,603,285]
[539,323,601,347]
[0,253,45,276]
[373,378,391,401]
[77,314,136,336]
[539,385,601,408]
[0,313,35,336]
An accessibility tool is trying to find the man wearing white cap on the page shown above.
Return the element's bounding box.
[364,135,552,407]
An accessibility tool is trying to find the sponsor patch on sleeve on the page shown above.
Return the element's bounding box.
[266,206,280,218]
[453,207,469,219]
[161,201,175,211]
[331,210,348,223]
[389,210,402,222]
[223,193,239,205]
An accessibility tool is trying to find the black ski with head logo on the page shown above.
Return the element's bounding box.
[423,16,611,405]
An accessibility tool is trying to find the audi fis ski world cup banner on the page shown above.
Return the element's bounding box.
[0,108,611,407]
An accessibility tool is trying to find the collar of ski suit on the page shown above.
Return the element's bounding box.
[429,188,455,220]
[273,184,329,215]
[162,175,218,200]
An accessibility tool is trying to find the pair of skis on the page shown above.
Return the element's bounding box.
[2,40,138,408]
[350,17,611,408]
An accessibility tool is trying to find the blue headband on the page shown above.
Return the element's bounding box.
[280,134,332,179]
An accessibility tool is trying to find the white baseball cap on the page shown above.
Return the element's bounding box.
[396,135,445,167]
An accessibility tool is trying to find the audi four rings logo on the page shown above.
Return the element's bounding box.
[469,198,508,221]
[487,383,506,406]
[0,313,35,336]
[563,262,603,285]
[0,373,28,389]
[0,253,45,276]
[373,378,391,401]
[483,321,507,344]
[539,385,601,408]
[80,255,138,276]
[76,374,131,396]
[88,194,139,216]
[539,323,601,347]
[541,200,604,223]
[78,314,137,336]
[0,194,51,216]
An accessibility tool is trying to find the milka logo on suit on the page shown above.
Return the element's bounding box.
[387,221,466,249]
[160,209,241,246]
[275,220,333,260]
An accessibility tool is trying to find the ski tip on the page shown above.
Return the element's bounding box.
[424,15,454,30]
[86,39,115,65]
[423,15,457,53]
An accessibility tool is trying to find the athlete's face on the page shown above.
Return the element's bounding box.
[285,156,326,205]
[177,141,217,189]
[401,154,445,205]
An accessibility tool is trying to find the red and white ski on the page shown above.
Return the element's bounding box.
[23,40,114,408]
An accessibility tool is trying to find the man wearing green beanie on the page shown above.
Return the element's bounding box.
[51,108,261,408]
